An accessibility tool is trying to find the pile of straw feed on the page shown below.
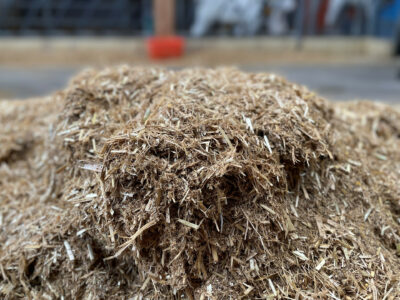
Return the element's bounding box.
[0,66,399,299]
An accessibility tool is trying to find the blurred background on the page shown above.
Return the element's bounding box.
[0,0,399,103]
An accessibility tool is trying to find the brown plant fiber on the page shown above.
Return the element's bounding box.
[0,66,399,299]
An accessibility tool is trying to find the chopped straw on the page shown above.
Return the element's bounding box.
[0,66,399,299]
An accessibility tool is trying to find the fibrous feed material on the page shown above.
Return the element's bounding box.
[0,66,399,299]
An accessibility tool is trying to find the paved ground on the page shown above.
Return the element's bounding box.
[258,62,400,103]
[0,62,399,103]
[0,67,77,99]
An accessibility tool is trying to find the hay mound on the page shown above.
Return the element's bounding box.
[1,67,399,299]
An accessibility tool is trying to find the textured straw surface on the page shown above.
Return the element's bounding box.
[0,67,399,299]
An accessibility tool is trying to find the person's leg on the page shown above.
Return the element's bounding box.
[395,26,400,56]
[395,23,400,79]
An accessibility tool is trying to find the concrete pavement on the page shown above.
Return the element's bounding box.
[0,62,399,103]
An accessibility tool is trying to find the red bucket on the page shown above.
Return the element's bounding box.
[147,36,185,59]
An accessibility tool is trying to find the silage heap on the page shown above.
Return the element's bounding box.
[0,67,399,299]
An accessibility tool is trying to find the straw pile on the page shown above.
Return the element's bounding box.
[0,66,399,299]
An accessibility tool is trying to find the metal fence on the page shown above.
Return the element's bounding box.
[0,0,195,35]
[0,0,145,35]
[0,0,398,37]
